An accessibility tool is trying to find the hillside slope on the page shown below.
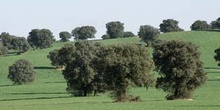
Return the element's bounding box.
[1,31,220,82]
[0,31,220,110]
[160,31,220,68]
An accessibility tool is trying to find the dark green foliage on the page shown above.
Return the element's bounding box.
[211,17,220,29]
[0,33,30,55]
[214,48,220,66]
[101,34,110,40]
[138,25,160,46]
[71,27,80,41]
[47,49,60,68]
[159,19,184,33]
[153,40,207,100]
[62,41,103,96]
[0,32,15,49]
[96,44,155,101]
[57,44,75,67]
[123,31,135,37]
[8,59,35,85]
[71,26,97,40]
[106,21,124,38]
[191,20,211,31]
[59,31,71,42]
[0,42,8,56]
[11,37,30,54]
[48,44,75,69]
[27,29,55,49]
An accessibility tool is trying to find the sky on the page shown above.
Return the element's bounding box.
[0,0,220,40]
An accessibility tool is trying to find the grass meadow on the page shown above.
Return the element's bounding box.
[0,31,220,110]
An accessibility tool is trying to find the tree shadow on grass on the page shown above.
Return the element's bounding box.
[10,92,67,95]
[4,52,18,57]
[0,96,72,101]
[177,105,220,108]
[44,81,66,84]
[205,67,220,73]
[205,67,220,70]
[34,66,55,70]
[0,85,15,88]
[208,79,220,81]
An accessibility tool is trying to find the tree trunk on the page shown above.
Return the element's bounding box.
[83,88,87,96]
[116,89,126,102]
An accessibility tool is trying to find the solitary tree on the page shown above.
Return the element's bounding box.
[191,20,211,31]
[138,25,160,46]
[211,17,220,29]
[8,59,35,85]
[62,41,103,96]
[27,29,55,49]
[71,26,97,40]
[159,19,184,33]
[106,21,124,38]
[153,40,207,100]
[59,31,71,42]
[96,44,155,102]
[11,37,30,54]
[214,47,220,66]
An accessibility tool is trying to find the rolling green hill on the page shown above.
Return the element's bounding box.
[160,31,220,68]
[0,31,220,110]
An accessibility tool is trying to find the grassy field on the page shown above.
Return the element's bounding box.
[0,31,220,110]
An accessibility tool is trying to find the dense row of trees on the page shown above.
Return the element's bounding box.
[0,32,30,55]
[0,29,56,55]
[1,17,220,54]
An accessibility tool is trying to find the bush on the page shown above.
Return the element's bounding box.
[8,59,35,85]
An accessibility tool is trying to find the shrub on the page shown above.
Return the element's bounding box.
[8,59,35,85]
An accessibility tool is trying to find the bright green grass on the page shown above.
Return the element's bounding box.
[97,37,141,45]
[1,32,220,110]
[160,31,220,68]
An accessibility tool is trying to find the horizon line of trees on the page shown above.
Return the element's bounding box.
[1,17,220,56]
